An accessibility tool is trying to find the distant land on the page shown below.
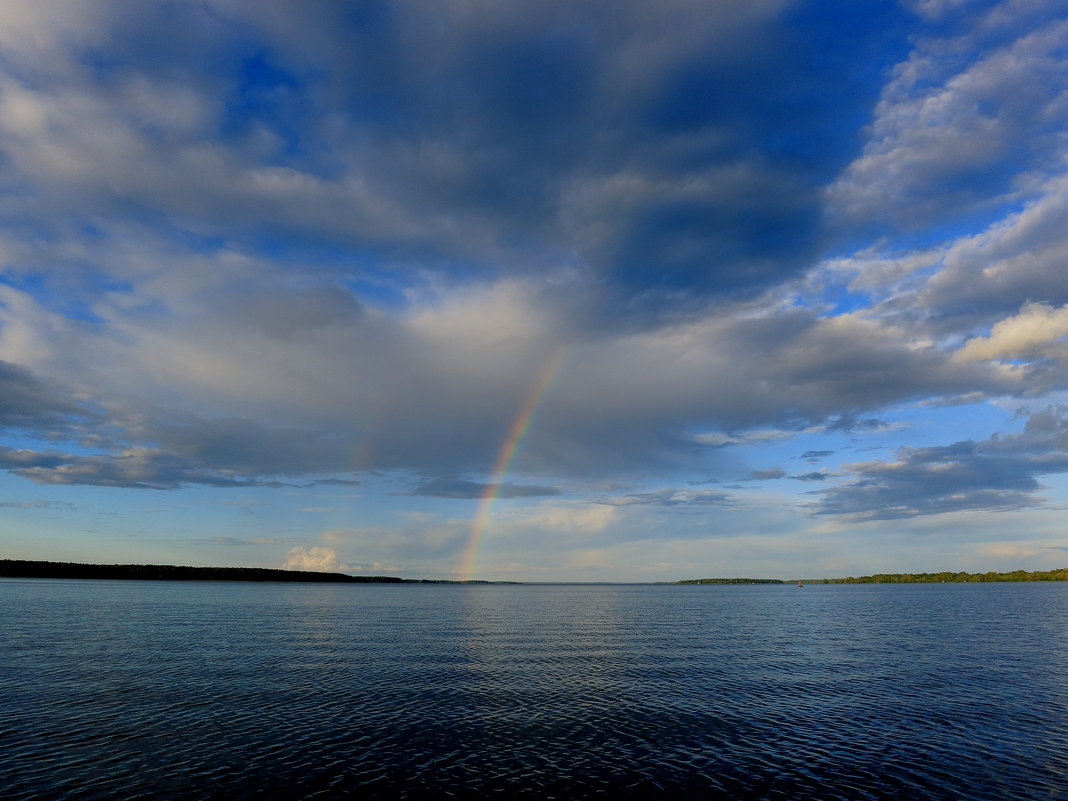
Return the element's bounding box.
[0,559,408,583]
[819,569,1068,583]
[0,559,523,584]
[678,569,1068,584]
[675,578,786,585]
[3,560,1067,585]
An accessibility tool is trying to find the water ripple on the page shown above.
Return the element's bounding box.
[2,580,1067,800]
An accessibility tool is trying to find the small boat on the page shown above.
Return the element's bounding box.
[797,580,804,588]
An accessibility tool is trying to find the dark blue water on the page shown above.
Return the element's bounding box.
[2,580,1067,800]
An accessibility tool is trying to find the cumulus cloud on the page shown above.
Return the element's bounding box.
[283,546,350,573]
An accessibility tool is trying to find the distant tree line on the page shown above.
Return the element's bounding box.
[676,577,786,585]
[0,559,404,583]
[826,568,1068,584]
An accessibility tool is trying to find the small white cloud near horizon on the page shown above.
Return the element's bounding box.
[977,542,1050,560]
[284,545,349,573]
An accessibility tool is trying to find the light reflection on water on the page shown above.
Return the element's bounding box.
[2,579,1067,800]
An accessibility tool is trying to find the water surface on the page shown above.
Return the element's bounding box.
[2,580,1066,799]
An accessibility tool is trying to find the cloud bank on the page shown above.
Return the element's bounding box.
[2,1,1068,578]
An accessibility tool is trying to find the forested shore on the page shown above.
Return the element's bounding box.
[0,559,403,583]
[677,569,1068,584]
[825,568,1068,583]
[676,578,786,585]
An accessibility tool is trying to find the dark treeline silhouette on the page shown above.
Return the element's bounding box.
[0,559,404,583]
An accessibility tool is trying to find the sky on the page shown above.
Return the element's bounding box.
[3,0,1068,581]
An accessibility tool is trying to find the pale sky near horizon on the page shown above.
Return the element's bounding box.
[3,0,1068,581]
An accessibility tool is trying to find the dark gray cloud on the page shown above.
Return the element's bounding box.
[409,477,561,499]
[147,416,353,477]
[801,450,835,460]
[3,447,257,490]
[0,361,88,432]
[0,0,917,309]
[0,404,371,489]
[747,468,786,480]
[813,408,1068,519]
[791,472,830,482]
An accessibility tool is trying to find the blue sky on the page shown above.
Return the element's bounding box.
[3,0,1068,580]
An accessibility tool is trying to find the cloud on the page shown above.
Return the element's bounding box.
[694,429,795,447]
[0,270,1034,487]
[283,546,350,573]
[747,468,786,480]
[507,503,618,533]
[0,444,270,489]
[1,1,1060,496]
[828,12,1068,232]
[191,536,293,546]
[0,499,73,509]
[0,0,921,308]
[977,542,1045,559]
[3,0,1068,588]
[0,359,88,432]
[408,476,561,499]
[955,302,1068,362]
[322,519,469,564]
[813,407,1068,520]
[598,488,734,507]
[790,472,830,482]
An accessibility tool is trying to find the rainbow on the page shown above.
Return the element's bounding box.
[458,351,566,582]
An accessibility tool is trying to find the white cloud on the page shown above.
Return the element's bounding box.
[283,545,348,573]
[828,12,1068,229]
[977,542,1044,559]
[956,302,1068,362]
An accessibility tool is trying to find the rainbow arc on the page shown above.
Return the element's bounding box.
[458,351,566,582]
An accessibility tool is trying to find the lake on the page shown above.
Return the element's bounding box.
[2,579,1066,800]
